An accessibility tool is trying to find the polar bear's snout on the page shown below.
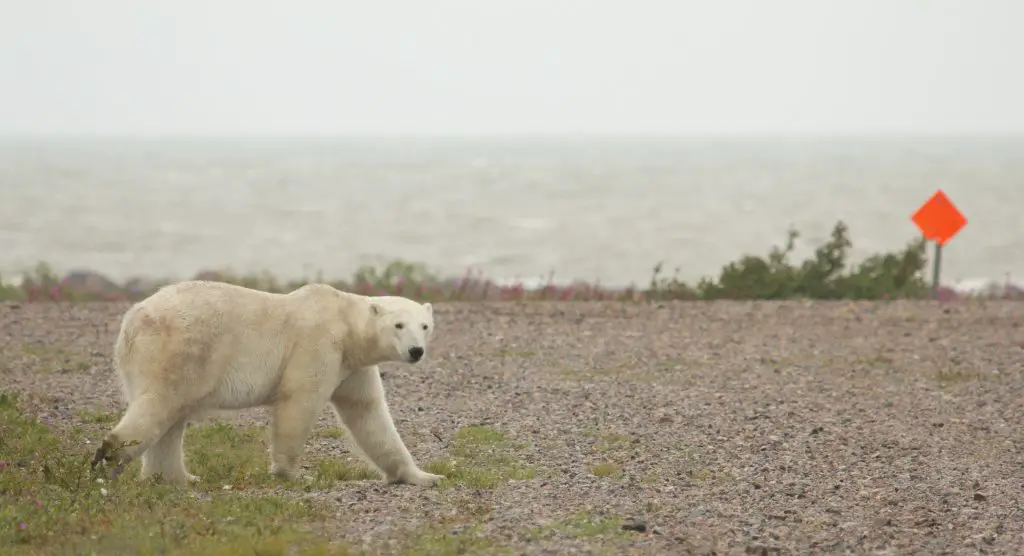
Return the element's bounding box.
[408,346,425,362]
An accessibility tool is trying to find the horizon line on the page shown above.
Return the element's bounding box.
[2,131,1024,142]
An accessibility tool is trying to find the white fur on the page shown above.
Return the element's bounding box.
[91,280,443,486]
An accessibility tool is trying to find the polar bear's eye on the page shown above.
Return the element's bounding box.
[394,323,404,330]
[421,324,429,330]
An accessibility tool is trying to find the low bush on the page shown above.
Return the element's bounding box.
[0,221,950,303]
[646,221,930,300]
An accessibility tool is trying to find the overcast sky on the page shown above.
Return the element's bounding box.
[1,0,1021,137]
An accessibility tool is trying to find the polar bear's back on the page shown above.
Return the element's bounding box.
[120,280,285,345]
[113,281,322,404]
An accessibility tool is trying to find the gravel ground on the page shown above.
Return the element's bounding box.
[2,299,1023,555]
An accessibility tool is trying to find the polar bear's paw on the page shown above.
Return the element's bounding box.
[388,468,445,486]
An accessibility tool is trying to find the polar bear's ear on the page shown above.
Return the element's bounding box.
[369,303,383,317]
[422,302,432,316]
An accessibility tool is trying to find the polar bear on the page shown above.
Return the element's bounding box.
[90,280,444,487]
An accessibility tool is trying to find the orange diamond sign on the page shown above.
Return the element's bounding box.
[911,189,967,245]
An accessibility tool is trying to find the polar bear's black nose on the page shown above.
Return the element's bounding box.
[408,347,424,361]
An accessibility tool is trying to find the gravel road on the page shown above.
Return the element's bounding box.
[2,299,1022,554]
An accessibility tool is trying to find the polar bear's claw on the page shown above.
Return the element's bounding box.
[389,469,446,486]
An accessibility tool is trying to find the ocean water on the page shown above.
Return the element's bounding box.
[1,136,1022,289]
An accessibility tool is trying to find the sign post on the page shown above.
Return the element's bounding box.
[930,240,942,300]
[911,190,967,300]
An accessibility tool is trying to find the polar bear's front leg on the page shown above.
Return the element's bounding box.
[268,351,343,479]
[268,396,323,479]
[331,366,444,486]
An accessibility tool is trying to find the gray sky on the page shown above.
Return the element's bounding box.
[2,0,1021,137]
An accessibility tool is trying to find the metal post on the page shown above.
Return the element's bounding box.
[931,241,943,300]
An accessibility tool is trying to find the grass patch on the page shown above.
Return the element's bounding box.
[581,428,633,447]
[14,344,92,374]
[181,422,285,489]
[858,353,895,368]
[582,429,634,480]
[595,433,630,452]
[312,427,346,439]
[388,511,627,555]
[0,391,345,555]
[528,511,627,541]
[555,364,669,384]
[934,369,989,386]
[66,359,93,373]
[395,523,509,556]
[662,444,738,486]
[77,409,121,425]
[683,464,737,486]
[686,468,715,482]
[494,349,536,358]
[18,343,54,358]
[179,423,377,491]
[310,459,379,487]
[589,462,623,479]
[423,425,536,490]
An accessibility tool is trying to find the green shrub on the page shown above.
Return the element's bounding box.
[648,221,929,300]
[0,221,935,303]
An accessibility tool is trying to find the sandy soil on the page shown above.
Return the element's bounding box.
[2,299,1023,555]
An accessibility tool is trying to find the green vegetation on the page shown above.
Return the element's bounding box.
[395,523,509,556]
[934,368,995,386]
[527,512,627,541]
[0,390,366,556]
[310,459,379,487]
[14,342,95,375]
[0,395,612,554]
[0,221,949,303]
[589,462,623,478]
[423,425,537,490]
[646,221,930,300]
[312,426,347,439]
[387,508,629,554]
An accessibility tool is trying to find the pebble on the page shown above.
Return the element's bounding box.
[2,299,1022,553]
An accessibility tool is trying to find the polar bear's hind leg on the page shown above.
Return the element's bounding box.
[91,391,191,480]
[139,417,200,483]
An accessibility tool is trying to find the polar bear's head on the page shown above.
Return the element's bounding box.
[368,296,435,364]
